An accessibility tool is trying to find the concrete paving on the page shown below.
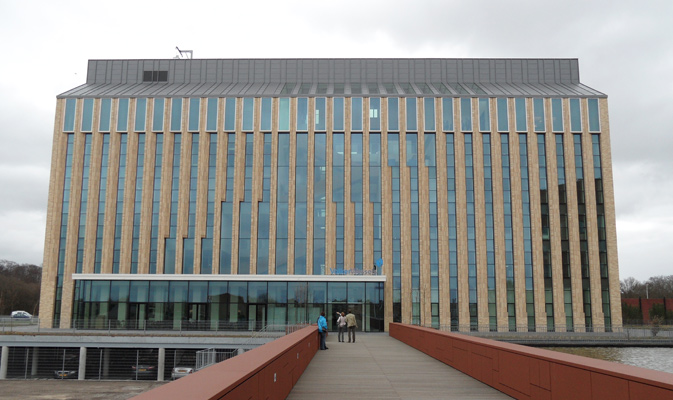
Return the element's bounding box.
[288,333,512,399]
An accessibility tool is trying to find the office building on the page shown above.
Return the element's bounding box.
[40,58,621,332]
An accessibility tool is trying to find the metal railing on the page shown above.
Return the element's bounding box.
[195,323,310,371]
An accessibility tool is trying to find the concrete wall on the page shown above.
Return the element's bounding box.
[390,323,673,400]
[130,325,318,400]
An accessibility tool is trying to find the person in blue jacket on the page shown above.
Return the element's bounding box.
[318,311,328,350]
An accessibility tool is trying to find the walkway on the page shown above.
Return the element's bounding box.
[288,333,511,399]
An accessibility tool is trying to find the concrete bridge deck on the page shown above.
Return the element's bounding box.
[288,333,511,399]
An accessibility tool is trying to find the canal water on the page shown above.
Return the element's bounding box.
[542,347,673,374]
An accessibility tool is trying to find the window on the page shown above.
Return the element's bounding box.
[143,71,168,82]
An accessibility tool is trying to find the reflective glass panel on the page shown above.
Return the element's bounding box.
[388,98,399,131]
[588,99,600,132]
[63,98,76,132]
[534,98,545,132]
[333,98,344,131]
[81,99,94,132]
[170,98,182,132]
[117,98,129,132]
[497,98,508,132]
[460,98,472,132]
[135,98,147,132]
[297,98,308,131]
[261,98,272,131]
[315,98,326,131]
[515,98,526,132]
[552,98,563,132]
[206,98,218,132]
[224,98,236,132]
[351,97,363,131]
[478,98,490,132]
[442,98,454,132]
[279,98,290,131]
[242,98,254,131]
[406,98,417,131]
[570,98,581,132]
[188,98,200,132]
[369,98,381,131]
[424,98,435,131]
[99,98,111,132]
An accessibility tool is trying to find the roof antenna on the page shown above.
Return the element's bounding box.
[175,47,193,59]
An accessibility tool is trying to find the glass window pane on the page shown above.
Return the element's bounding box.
[242,98,254,131]
[333,97,344,131]
[288,282,308,303]
[315,98,326,131]
[152,98,165,132]
[261,98,272,131]
[150,281,169,302]
[169,281,188,302]
[135,98,147,132]
[406,98,417,131]
[497,98,508,132]
[208,281,228,303]
[170,98,182,132]
[570,98,581,132]
[478,98,490,132]
[129,281,149,302]
[460,98,472,132]
[63,98,76,132]
[188,281,208,302]
[224,98,236,132]
[328,282,347,302]
[229,281,247,303]
[188,98,200,132]
[388,98,399,131]
[81,99,94,132]
[99,98,111,132]
[351,97,363,131]
[308,282,326,303]
[552,98,563,132]
[268,282,288,303]
[515,98,526,132]
[117,98,129,132]
[248,282,267,303]
[424,98,435,131]
[534,98,545,132]
[110,281,129,302]
[206,98,218,132]
[348,282,364,303]
[369,98,381,131]
[442,98,454,132]
[297,98,308,131]
[279,98,290,131]
[588,99,600,132]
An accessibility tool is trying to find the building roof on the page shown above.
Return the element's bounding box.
[58,58,605,98]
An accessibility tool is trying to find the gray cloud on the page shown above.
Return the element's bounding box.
[0,0,670,281]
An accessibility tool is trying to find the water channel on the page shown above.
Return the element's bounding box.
[542,347,673,374]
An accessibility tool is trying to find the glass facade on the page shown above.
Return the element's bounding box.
[48,92,615,334]
[73,279,384,332]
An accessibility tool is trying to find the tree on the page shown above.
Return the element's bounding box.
[621,303,643,324]
[0,260,42,316]
[620,277,645,298]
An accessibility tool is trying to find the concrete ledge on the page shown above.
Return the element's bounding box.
[131,325,318,400]
[390,323,673,400]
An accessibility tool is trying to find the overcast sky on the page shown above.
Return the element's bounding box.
[0,0,671,281]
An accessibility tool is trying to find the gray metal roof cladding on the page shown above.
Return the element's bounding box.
[58,58,606,98]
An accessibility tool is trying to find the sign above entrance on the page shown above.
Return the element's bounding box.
[329,268,377,276]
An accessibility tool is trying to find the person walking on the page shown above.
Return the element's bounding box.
[337,312,347,342]
[318,311,329,350]
[345,309,357,343]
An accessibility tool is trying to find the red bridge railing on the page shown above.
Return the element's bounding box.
[390,323,673,400]
[131,325,318,400]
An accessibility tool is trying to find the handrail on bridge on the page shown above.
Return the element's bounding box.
[131,324,318,400]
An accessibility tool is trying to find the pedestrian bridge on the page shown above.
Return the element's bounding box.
[131,324,673,400]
